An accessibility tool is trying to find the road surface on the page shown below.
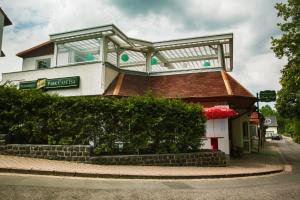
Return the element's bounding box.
[0,138,299,200]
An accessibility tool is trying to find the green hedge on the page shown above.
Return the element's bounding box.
[0,86,206,155]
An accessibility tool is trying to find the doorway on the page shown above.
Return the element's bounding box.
[242,122,250,153]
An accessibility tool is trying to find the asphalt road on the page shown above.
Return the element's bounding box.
[0,138,300,200]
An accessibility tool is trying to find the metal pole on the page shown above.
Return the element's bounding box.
[256,92,262,151]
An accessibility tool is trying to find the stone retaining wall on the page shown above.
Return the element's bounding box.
[89,151,226,167]
[0,144,226,166]
[0,144,91,162]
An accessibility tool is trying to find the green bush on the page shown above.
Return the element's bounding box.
[0,86,206,155]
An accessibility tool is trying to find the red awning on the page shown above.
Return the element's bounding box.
[204,106,238,120]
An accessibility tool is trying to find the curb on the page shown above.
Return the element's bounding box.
[0,167,284,180]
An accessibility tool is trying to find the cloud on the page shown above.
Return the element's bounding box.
[110,0,180,16]
[0,0,286,96]
[231,52,286,93]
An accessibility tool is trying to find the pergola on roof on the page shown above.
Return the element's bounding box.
[50,24,233,73]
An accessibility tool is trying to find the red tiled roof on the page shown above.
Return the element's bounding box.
[105,71,255,100]
[226,73,253,98]
[150,72,228,98]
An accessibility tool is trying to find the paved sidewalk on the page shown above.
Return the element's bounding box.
[0,142,284,179]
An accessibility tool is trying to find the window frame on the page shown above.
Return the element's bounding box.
[36,58,51,70]
[56,38,101,66]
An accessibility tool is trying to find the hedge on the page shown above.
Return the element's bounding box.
[0,86,206,155]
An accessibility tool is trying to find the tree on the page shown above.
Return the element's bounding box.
[271,0,300,119]
[260,105,277,117]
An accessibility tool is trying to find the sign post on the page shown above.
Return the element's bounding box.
[256,90,276,150]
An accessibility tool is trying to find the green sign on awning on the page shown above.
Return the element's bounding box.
[19,76,80,90]
[19,80,37,89]
[46,76,80,89]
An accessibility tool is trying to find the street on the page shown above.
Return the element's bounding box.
[0,138,300,200]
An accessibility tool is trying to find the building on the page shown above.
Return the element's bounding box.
[0,7,12,57]
[1,24,257,156]
[264,116,278,138]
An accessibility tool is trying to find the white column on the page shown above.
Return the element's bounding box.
[145,52,152,73]
[99,37,107,93]
[52,43,58,67]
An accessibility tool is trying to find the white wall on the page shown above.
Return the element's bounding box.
[202,118,230,155]
[266,127,278,137]
[2,62,103,96]
[231,113,249,149]
[22,55,54,71]
[104,66,119,90]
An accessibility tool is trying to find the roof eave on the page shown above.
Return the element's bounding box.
[16,41,53,58]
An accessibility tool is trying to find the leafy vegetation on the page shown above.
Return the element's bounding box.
[271,0,300,142]
[260,104,299,142]
[0,86,206,155]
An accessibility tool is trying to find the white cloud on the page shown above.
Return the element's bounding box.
[231,52,285,94]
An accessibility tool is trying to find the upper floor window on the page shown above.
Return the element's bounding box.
[37,58,51,69]
[56,38,100,66]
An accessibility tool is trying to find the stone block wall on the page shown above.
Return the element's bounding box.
[0,144,91,162]
[89,151,226,167]
[0,144,226,166]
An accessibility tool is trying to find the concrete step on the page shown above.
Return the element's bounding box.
[0,140,5,145]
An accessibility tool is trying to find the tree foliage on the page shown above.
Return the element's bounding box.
[0,86,206,154]
[272,0,300,119]
[260,105,277,117]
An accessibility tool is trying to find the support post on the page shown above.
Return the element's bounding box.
[116,45,120,68]
[256,92,262,151]
[217,44,225,69]
[52,43,58,67]
[145,52,152,73]
[100,37,107,92]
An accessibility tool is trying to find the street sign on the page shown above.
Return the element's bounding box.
[259,90,276,102]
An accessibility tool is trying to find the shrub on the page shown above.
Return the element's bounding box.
[0,86,206,155]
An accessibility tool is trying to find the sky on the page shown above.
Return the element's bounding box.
[0,0,287,96]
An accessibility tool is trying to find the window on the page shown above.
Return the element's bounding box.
[57,38,100,66]
[242,122,249,139]
[37,58,51,69]
[243,122,250,153]
[249,124,257,137]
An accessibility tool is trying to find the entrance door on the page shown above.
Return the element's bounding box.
[243,122,250,153]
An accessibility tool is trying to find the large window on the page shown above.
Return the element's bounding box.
[36,58,51,69]
[57,38,101,66]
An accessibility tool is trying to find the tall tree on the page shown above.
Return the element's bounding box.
[260,105,277,117]
[271,0,300,119]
